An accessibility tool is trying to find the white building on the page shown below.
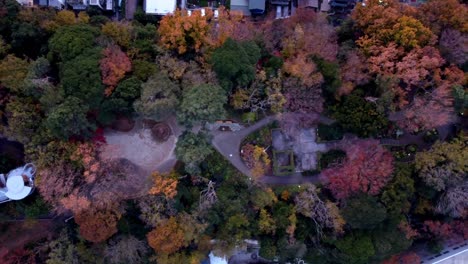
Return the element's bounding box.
[144,0,177,15]
[0,164,36,204]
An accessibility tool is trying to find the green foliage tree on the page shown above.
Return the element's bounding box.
[133,72,179,121]
[381,164,415,215]
[46,230,80,264]
[370,229,412,262]
[313,56,342,96]
[177,83,226,126]
[331,92,388,137]
[175,132,213,174]
[44,97,95,140]
[60,49,104,109]
[211,38,261,91]
[0,54,29,92]
[11,21,47,58]
[342,195,387,230]
[336,232,375,264]
[48,24,99,62]
[0,0,20,37]
[1,97,42,144]
[415,136,467,191]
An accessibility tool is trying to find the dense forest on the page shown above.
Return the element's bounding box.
[0,0,467,263]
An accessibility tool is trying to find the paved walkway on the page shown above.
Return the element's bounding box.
[210,115,324,185]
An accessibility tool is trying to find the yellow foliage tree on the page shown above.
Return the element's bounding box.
[102,21,132,49]
[158,9,212,54]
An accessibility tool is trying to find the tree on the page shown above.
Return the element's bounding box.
[283,76,324,114]
[133,72,179,121]
[240,144,271,178]
[104,235,148,264]
[177,83,226,126]
[392,85,456,132]
[338,50,370,96]
[342,195,387,230]
[137,195,176,227]
[211,38,261,91]
[175,132,213,174]
[381,164,415,215]
[295,184,344,235]
[331,93,388,137]
[321,139,394,200]
[60,49,104,108]
[147,217,185,254]
[148,171,178,199]
[1,97,42,144]
[0,55,29,92]
[336,232,375,264]
[46,230,80,264]
[258,209,276,235]
[390,16,435,50]
[75,205,122,243]
[417,0,468,35]
[100,45,131,95]
[44,97,95,140]
[48,24,99,62]
[37,161,81,212]
[158,9,212,54]
[439,29,468,67]
[101,21,132,49]
[436,181,468,218]
[415,136,467,191]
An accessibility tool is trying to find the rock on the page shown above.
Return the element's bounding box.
[111,116,135,132]
[142,119,157,128]
[151,123,172,142]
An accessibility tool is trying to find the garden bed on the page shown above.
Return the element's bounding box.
[272,150,295,176]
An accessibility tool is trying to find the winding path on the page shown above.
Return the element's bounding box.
[210,116,322,185]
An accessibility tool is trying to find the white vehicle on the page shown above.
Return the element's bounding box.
[144,0,177,15]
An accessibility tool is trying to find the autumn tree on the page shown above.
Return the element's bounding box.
[240,144,271,178]
[177,83,226,126]
[258,209,276,235]
[101,21,132,49]
[100,45,132,95]
[75,205,122,243]
[175,132,213,174]
[137,195,177,227]
[148,171,178,199]
[295,184,344,235]
[338,49,370,96]
[415,136,467,191]
[0,97,42,145]
[321,139,394,200]
[283,76,324,114]
[209,6,254,46]
[158,9,212,54]
[211,38,261,92]
[46,230,80,264]
[436,181,468,218]
[0,54,29,92]
[133,72,179,121]
[391,85,456,132]
[104,235,148,264]
[417,0,468,35]
[147,217,185,254]
[439,29,468,67]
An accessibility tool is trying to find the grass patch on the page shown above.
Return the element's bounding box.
[272,150,295,176]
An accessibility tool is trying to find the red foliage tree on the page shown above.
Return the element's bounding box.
[383,252,421,264]
[321,139,394,200]
[100,45,131,96]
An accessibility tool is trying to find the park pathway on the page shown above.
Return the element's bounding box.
[210,115,323,185]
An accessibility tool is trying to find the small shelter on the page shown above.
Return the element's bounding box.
[144,0,177,15]
[0,164,36,204]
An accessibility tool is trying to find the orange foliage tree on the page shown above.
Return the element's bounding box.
[148,171,178,199]
[417,0,468,35]
[321,140,394,200]
[241,144,271,178]
[70,142,102,183]
[100,45,132,96]
[75,205,122,243]
[209,6,254,47]
[147,217,185,254]
[158,9,212,54]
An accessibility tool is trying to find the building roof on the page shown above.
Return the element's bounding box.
[144,0,177,15]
